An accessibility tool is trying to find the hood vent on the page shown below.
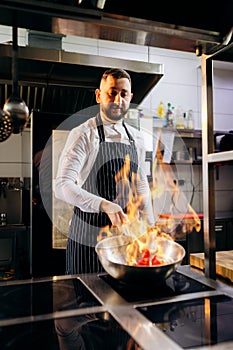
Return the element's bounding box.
[0,43,163,115]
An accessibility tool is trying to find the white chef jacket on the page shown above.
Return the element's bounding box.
[54,114,154,224]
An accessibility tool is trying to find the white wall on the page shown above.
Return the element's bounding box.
[1,27,232,133]
[63,35,203,129]
[212,65,233,132]
[62,34,233,133]
[0,129,31,178]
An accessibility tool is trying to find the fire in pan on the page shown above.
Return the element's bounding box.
[95,230,185,285]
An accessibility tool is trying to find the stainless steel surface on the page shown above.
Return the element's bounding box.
[0,109,13,142]
[3,95,29,133]
[95,235,186,284]
[0,266,233,350]
[207,150,233,163]
[0,0,233,56]
[201,41,233,279]
[0,43,164,115]
[201,54,216,279]
[81,266,233,350]
[0,1,232,119]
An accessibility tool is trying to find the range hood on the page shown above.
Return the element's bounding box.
[0,43,163,115]
[0,0,232,115]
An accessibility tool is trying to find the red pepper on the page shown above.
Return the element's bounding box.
[136,248,150,266]
[141,248,150,259]
[151,255,161,265]
[136,258,149,266]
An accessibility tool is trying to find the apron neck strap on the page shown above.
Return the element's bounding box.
[96,113,135,143]
[96,113,105,143]
[122,119,135,143]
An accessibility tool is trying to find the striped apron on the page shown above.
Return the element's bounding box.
[66,113,138,274]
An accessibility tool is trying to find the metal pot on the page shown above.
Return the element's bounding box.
[95,235,185,285]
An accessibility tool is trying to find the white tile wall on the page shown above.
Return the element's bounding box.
[0,133,23,177]
[213,68,233,131]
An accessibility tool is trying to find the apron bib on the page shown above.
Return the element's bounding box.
[66,114,138,274]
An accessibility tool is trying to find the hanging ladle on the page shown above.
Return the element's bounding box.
[2,27,29,138]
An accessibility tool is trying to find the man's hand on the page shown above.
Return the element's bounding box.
[100,200,129,227]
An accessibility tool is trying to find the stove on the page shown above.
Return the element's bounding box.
[0,311,140,350]
[0,266,233,350]
[0,277,101,320]
[137,294,233,348]
[100,270,214,303]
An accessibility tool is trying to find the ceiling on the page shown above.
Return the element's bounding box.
[0,0,232,55]
[0,0,232,116]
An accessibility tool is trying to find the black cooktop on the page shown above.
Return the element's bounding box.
[0,311,138,350]
[100,271,214,303]
[137,294,233,348]
[0,278,100,320]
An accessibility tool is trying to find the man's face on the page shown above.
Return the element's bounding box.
[95,75,133,122]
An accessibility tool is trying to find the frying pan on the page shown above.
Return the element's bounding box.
[95,235,185,285]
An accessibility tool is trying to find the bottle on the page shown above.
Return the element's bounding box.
[156,100,167,126]
[187,109,194,129]
[157,100,166,119]
[166,102,173,127]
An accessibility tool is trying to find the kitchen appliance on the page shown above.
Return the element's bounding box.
[0,176,30,226]
[0,188,25,225]
[0,266,233,349]
[0,236,15,267]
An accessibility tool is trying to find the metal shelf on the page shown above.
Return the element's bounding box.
[208,151,233,163]
[201,40,233,280]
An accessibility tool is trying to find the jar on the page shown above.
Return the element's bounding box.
[187,109,194,129]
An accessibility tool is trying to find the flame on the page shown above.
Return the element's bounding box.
[150,137,201,239]
[115,153,143,222]
[97,140,201,266]
[124,226,171,265]
[98,153,146,242]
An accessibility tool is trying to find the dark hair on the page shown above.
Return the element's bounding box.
[101,68,131,85]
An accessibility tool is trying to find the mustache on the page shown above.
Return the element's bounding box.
[110,104,128,115]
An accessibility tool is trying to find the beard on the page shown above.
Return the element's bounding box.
[102,103,128,122]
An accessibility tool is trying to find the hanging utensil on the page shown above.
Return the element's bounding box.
[3,95,29,134]
[0,109,13,142]
[2,27,29,138]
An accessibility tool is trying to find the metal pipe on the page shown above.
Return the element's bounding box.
[12,26,19,96]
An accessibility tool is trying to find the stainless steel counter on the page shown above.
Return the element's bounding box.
[0,265,233,350]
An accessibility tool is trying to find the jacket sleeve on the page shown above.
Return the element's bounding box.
[54,126,103,213]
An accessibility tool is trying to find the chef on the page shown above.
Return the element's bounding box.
[54,67,154,274]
